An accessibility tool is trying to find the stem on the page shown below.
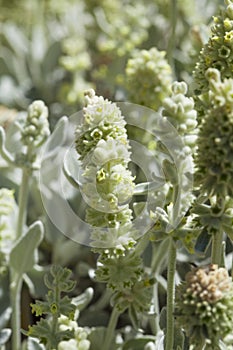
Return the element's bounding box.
[165,237,177,350]
[11,166,31,350]
[151,238,169,274]
[10,272,23,350]
[102,306,120,350]
[16,168,30,239]
[167,0,177,72]
[211,230,223,266]
[150,239,169,334]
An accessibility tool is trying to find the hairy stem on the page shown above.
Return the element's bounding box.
[102,306,120,350]
[151,239,169,334]
[11,167,30,350]
[165,237,177,350]
[10,272,23,350]
[16,168,30,239]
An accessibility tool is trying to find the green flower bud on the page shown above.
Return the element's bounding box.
[176,264,233,349]
[126,47,172,110]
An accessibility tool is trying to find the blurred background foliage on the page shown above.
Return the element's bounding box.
[0,0,222,123]
[0,0,228,346]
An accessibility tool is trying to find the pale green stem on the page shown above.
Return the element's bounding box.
[11,166,31,350]
[151,239,169,334]
[211,230,223,266]
[16,168,30,239]
[10,271,23,350]
[167,0,177,73]
[102,306,120,350]
[165,237,177,350]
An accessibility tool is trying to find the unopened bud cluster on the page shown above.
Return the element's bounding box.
[21,100,50,148]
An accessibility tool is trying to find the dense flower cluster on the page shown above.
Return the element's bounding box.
[75,89,135,236]
[195,68,233,198]
[21,100,50,148]
[60,36,93,105]
[58,315,90,350]
[86,0,150,57]
[75,90,153,321]
[126,47,172,110]
[176,264,233,349]
[194,0,233,94]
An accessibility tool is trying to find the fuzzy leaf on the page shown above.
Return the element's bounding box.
[42,116,68,158]
[123,336,156,350]
[134,180,165,196]
[10,221,44,275]
[72,287,94,312]
[63,147,81,189]
[0,126,15,164]
[27,337,45,350]
[194,229,211,254]
[0,328,11,346]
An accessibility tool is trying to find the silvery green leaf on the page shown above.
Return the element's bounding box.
[42,41,62,75]
[10,221,44,275]
[134,180,164,196]
[42,116,68,158]
[27,337,45,350]
[123,336,156,350]
[133,202,146,216]
[0,126,15,164]
[63,147,82,189]
[0,328,11,346]
[194,229,211,254]
[72,287,94,312]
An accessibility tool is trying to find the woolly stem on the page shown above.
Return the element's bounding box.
[10,273,23,350]
[16,168,30,239]
[165,237,177,350]
[151,239,169,334]
[102,306,120,350]
[11,167,31,350]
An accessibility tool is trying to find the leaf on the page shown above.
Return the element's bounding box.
[123,336,156,350]
[194,229,211,254]
[0,328,11,346]
[174,326,185,350]
[159,306,167,330]
[0,273,11,330]
[134,180,165,196]
[42,116,68,158]
[128,305,139,330]
[72,287,94,312]
[88,327,113,350]
[63,147,82,189]
[133,202,146,216]
[0,126,15,164]
[162,159,178,184]
[42,41,62,75]
[10,221,44,275]
[27,337,45,350]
